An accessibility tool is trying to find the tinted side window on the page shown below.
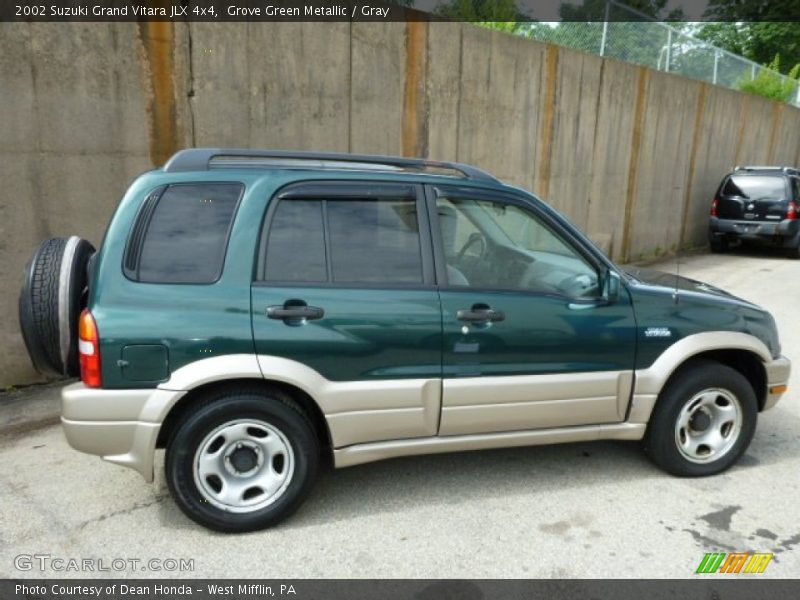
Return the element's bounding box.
[327,199,422,284]
[262,197,423,285]
[135,183,242,283]
[264,200,327,282]
[435,196,599,297]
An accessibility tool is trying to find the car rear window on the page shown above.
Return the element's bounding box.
[722,175,787,200]
[132,183,243,283]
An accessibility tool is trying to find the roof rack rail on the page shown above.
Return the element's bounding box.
[163,148,499,182]
[734,165,800,175]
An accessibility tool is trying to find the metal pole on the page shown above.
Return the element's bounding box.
[600,1,610,56]
[751,64,756,80]
[665,29,672,73]
[713,50,719,85]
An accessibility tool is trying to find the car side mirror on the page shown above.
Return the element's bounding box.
[603,269,621,304]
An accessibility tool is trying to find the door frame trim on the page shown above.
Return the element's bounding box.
[255,180,436,287]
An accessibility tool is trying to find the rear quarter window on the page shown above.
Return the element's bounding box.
[126,183,243,283]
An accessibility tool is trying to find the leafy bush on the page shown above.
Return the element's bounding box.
[738,54,800,102]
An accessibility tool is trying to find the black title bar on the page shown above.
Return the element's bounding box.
[2,0,798,23]
[4,579,800,600]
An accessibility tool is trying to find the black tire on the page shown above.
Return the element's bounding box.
[785,245,800,259]
[642,361,757,477]
[709,237,728,253]
[18,236,95,377]
[166,386,319,533]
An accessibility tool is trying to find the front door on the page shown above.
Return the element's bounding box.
[428,185,637,436]
[251,182,442,447]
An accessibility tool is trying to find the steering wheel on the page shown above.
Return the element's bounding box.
[456,232,487,263]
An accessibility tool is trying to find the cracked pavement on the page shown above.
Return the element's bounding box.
[1,249,799,578]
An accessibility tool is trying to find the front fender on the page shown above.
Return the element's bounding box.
[627,331,772,423]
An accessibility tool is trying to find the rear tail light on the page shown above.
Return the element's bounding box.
[787,201,798,220]
[78,309,102,388]
[710,198,719,217]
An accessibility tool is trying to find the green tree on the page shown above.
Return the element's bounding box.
[558,0,685,21]
[435,0,531,21]
[700,2,800,74]
[434,0,535,34]
[694,22,746,56]
[738,55,800,102]
[521,1,686,67]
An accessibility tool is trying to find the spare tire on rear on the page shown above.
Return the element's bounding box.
[18,236,95,378]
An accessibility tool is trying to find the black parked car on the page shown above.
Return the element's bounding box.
[709,166,800,257]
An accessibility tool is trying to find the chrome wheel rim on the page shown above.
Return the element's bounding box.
[194,419,295,513]
[674,388,742,464]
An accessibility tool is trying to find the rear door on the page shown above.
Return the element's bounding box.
[251,181,442,447]
[717,173,789,221]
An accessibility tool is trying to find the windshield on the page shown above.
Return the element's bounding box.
[722,175,787,200]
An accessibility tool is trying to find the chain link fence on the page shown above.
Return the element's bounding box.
[519,0,800,107]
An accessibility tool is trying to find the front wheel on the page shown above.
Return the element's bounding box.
[643,361,757,477]
[166,386,319,532]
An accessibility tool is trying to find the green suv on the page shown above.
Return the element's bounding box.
[18,149,791,532]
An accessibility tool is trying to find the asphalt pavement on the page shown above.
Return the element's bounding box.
[1,248,798,579]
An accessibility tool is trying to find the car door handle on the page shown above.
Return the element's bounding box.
[456,306,505,323]
[567,299,607,310]
[266,303,324,321]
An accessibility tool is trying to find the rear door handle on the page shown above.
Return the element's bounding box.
[456,305,505,323]
[267,303,324,321]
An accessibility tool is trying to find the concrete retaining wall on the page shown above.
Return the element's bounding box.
[2,21,799,386]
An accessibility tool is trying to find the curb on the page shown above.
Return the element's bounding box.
[0,380,68,438]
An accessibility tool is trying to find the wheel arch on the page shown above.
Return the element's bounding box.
[156,377,333,453]
[660,349,767,410]
[630,331,772,423]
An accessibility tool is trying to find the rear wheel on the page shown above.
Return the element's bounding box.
[709,237,728,253]
[18,236,95,377]
[166,386,319,532]
[643,361,757,477]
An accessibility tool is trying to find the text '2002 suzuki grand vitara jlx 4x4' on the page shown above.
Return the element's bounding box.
[19,149,791,532]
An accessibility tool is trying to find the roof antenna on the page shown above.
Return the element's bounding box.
[674,240,680,304]
[675,195,686,305]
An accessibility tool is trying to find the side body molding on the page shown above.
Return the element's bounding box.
[627,331,772,423]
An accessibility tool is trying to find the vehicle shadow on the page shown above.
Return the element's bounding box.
[723,243,794,260]
[155,407,800,533]
[289,407,800,530]
[153,439,652,532]
[296,440,653,524]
